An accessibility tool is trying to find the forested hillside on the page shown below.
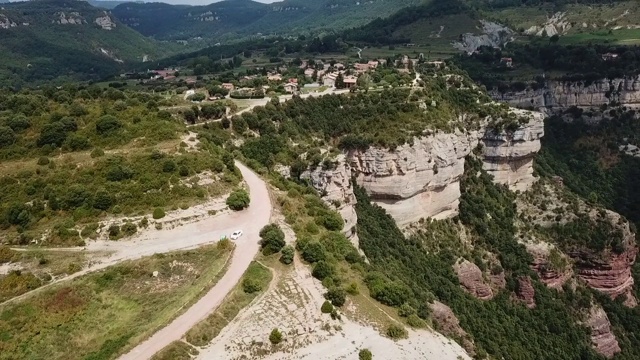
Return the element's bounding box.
[112,0,423,41]
[0,0,165,87]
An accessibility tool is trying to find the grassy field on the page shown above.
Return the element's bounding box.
[0,242,233,360]
[559,28,640,45]
[184,261,273,346]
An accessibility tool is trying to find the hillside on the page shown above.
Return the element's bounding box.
[0,0,162,87]
[112,0,424,41]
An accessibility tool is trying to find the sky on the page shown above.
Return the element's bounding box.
[165,0,279,5]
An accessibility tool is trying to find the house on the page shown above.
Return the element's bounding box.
[284,82,298,93]
[343,76,357,88]
[185,77,197,85]
[153,69,176,80]
[268,74,283,81]
[304,68,316,77]
[427,61,445,68]
[500,57,513,68]
[323,73,338,87]
[288,78,298,84]
[602,53,619,61]
[221,83,235,91]
[354,63,370,72]
[334,63,345,70]
[367,60,380,69]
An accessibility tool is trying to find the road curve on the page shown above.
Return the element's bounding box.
[118,162,271,360]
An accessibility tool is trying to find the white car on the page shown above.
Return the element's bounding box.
[230,230,243,240]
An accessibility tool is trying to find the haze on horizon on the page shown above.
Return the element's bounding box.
[3,0,280,5]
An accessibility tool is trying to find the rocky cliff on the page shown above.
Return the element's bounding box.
[453,259,494,300]
[345,110,544,226]
[491,77,640,109]
[585,305,621,359]
[301,155,359,246]
[526,242,573,289]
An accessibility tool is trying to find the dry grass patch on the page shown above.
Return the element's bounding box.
[0,242,232,360]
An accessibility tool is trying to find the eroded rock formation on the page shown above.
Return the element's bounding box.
[515,276,536,308]
[301,154,358,246]
[491,77,640,109]
[481,109,545,192]
[526,243,573,289]
[430,301,476,356]
[585,305,621,358]
[95,13,116,30]
[453,260,494,300]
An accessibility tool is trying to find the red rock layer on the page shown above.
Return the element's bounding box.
[586,306,621,359]
[453,260,493,300]
[516,276,536,308]
[571,246,637,304]
[530,255,573,289]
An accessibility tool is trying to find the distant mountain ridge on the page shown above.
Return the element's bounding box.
[112,0,424,40]
[0,0,160,86]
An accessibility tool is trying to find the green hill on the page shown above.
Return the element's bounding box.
[112,0,424,41]
[0,0,163,87]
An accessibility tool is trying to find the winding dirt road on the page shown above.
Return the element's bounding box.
[118,162,271,359]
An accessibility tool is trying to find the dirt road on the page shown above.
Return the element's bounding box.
[118,162,271,359]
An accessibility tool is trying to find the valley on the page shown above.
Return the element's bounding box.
[1,0,640,360]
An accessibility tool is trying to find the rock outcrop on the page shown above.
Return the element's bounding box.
[571,211,637,306]
[345,109,544,227]
[301,154,358,246]
[491,77,640,109]
[53,12,85,25]
[95,13,116,30]
[430,301,475,356]
[526,243,573,289]
[348,130,476,227]
[515,276,536,308]
[0,14,17,29]
[453,260,494,300]
[481,109,545,192]
[585,306,621,358]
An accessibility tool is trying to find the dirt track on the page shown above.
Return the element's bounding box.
[117,162,271,359]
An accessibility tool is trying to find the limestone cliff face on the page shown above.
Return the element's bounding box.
[585,306,621,359]
[347,130,476,227]
[481,110,545,192]
[301,155,358,246]
[491,77,640,109]
[345,110,544,226]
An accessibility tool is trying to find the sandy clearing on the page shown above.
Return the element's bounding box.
[195,214,471,360]
[118,162,272,360]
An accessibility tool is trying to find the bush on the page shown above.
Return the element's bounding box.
[386,324,408,340]
[406,314,427,328]
[301,241,326,263]
[398,303,416,317]
[279,245,294,265]
[0,245,15,264]
[0,125,16,147]
[121,222,137,237]
[68,263,82,274]
[37,157,50,166]
[153,208,166,219]
[108,225,121,239]
[242,278,262,294]
[346,282,359,295]
[312,260,334,280]
[324,288,347,307]
[321,300,334,314]
[96,115,122,135]
[226,189,250,211]
[359,349,373,360]
[319,212,344,231]
[91,148,105,158]
[259,224,286,255]
[269,328,283,345]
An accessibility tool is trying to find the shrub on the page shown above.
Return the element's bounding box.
[359,349,373,360]
[346,282,359,295]
[301,241,326,263]
[68,263,82,274]
[406,314,427,328]
[226,189,250,211]
[121,222,137,237]
[90,148,105,158]
[280,245,294,265]
[319,212,344,231]
[321,300,334,314]
[242,278,262,294]
[312,261,334,280]
[153,208,166,219]
[96,115,122,135]
[324,288,347,307]
[398,303,416,317]
[0,245,15,264]
[108,225,121,240]
[386,324,408,340]
[269,328,283,345]
[37,157,50,166]
[0,125,16,147]
[259,224,285,255]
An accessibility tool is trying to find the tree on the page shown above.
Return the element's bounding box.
[0,126,16,147]
[183,109,197,124]
[550,34,560,44]
[325,287,347,307]
[260,224,286,254]
[96,115,122,135]
[269,328,283,345]
[37,123,67,147]
[226,189,250,211]
[357,74,372,91]
[94,191,113,211]
[242,278,262,293]
[153,208,166,219]
[321,300,334,314]
[312,260,334,280]
[335,73,346,89]
[280,245,294,264]
[359,349,373,360]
